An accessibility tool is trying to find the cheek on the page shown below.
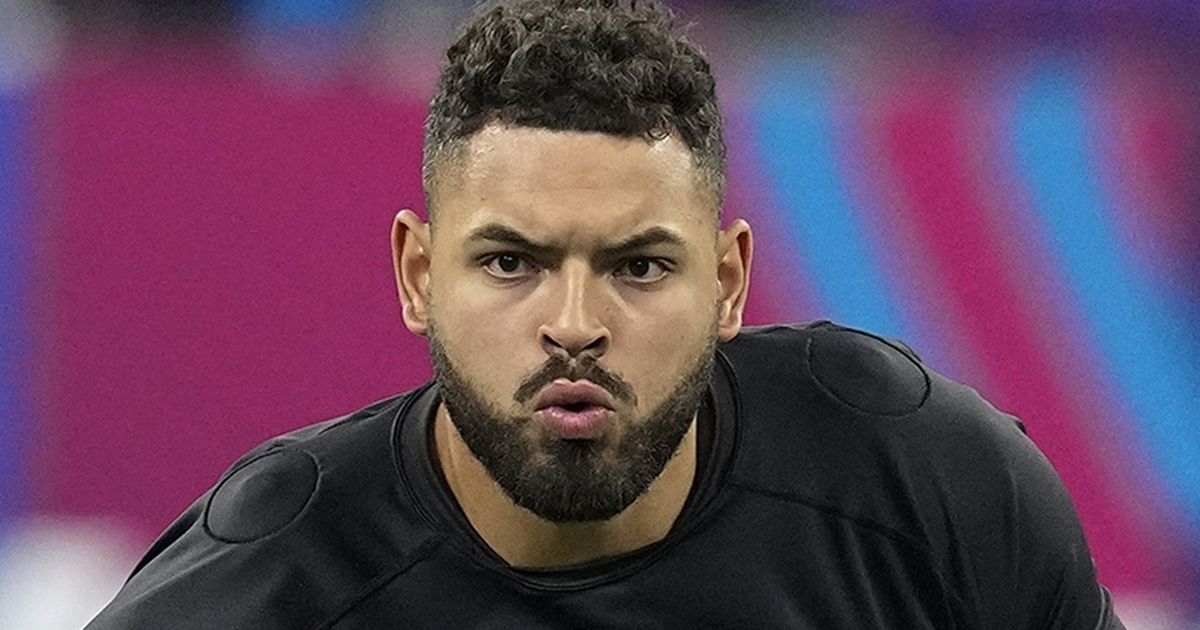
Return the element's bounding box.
[433,271,531,342]
[621,279,716,340]
[616,284,716,397]
[430,279,542,398]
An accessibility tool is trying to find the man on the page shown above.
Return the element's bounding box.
[88,0,1124,627]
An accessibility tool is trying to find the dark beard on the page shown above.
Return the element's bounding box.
[429,329,716,523]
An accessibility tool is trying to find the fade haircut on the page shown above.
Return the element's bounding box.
[422,0,725,216]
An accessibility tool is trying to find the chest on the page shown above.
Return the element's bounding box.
[331,494,965,630]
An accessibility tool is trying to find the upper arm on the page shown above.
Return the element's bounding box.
[943,407,1120,630]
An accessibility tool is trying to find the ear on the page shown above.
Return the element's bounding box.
[391,210,433,336]
[715,219,753,342]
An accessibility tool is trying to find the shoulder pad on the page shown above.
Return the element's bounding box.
[807,327,930,417]
[204,447,319,543]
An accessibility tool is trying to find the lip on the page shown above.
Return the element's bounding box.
[534,406,614,440]
[533,379,617,411]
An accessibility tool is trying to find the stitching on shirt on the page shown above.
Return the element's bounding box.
[315,534,446,630]
[730,477,930,550]
[728,477,970,618]
[201,447,321,545]
[803,333,932,419]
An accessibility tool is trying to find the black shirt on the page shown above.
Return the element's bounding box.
[86,322,1124,629]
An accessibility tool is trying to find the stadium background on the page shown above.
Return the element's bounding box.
[0,0,1197,627]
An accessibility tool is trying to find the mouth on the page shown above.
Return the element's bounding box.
[533,379,617,412]
[532,379,618,440]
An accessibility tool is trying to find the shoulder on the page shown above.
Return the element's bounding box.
[721,321,1042,565]
[202,392,413,544]
[88,390,438,629]
[721,321,1108,629]
[722,320,1029,503]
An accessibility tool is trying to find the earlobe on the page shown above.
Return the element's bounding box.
[715,220,753,342]
[391,210,433,336]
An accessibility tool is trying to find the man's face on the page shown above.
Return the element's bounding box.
[419,124,733,523]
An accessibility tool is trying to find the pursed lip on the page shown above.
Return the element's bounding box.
[533,379,617,411]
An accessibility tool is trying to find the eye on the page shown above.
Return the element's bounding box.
[615,257,669,283]
[482,253,536,279]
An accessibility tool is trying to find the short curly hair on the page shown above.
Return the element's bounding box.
[423,0,725,215]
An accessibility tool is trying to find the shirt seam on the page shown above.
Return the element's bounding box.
[315,534,446,630]
[728,476,972,623]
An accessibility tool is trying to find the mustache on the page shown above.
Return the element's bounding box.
[513,354,636,407]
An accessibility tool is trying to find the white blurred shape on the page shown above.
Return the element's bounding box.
[0,518,140,630]
[1114,590,1200,630]
[0,0,63,89]
[360,0,464,95]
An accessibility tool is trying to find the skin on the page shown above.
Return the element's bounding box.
[391,123,753,568]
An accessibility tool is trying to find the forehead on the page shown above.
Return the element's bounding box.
[434,124,712,238]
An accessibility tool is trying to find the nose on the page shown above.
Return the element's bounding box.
[538,263,610,360]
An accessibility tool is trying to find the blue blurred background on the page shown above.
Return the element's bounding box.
[1,1,1197,627]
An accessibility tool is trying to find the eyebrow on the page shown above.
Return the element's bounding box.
[594,227,687,265]
[464,223,688,266]
[465,224,561,259]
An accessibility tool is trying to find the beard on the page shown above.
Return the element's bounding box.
[429,326,716,524]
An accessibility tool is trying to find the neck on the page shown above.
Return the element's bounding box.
[432,403,699,568]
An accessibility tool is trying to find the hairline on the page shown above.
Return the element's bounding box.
[422,125,725,225]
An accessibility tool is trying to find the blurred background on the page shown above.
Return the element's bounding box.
[1,0,1198,627]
